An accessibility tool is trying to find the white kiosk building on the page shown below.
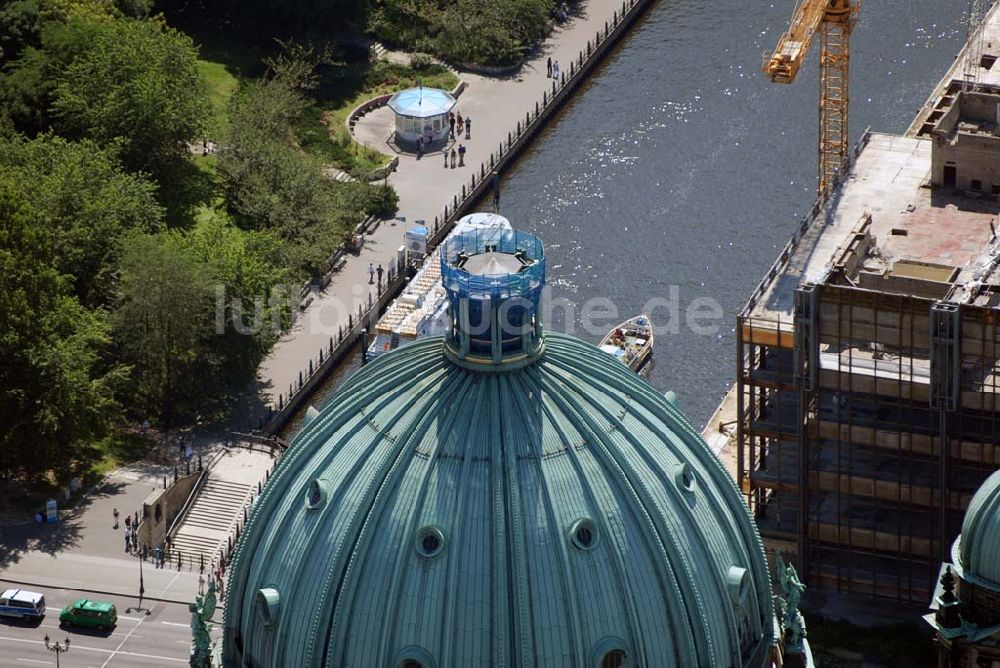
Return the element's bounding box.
[387,86,456,147]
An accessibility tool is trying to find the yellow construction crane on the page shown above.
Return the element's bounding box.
[763,0,861,196]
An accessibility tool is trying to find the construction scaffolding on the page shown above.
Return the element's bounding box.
[735,86,1000,602]
[738,280,1000,604]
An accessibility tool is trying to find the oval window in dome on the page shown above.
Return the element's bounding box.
[395,645,435,668]
[591,637,629,668]
[600,650,627,668]
[673,462,696,493]
[569,518,599,551]
[414,525,445,558]
[304,479,329,510]
[255,587,280,629]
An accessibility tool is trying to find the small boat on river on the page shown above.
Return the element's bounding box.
[599,315,654,372]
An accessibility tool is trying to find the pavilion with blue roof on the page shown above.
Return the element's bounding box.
[387,86,456,147]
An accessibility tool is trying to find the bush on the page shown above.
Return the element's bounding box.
[364,183,398,218]
[408,53,434,71]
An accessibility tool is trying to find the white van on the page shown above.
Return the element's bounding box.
[0,589,45,621]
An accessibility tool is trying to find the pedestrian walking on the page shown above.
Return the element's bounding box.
[449,112,455,138]
[154,545,163,568]
[368,262,375,284]
[444,148,449,168]
[553,60,560,81]
[124,514,131,530]
[491,171,501,212]
[125,528,131,553]
[465,115,471,139]
[113,507,119,529]
[456,111,463,133]
[458,144,466,167]
[450,148,457,168]
[417,134,424,158]
[547,56,552,77]
[376,264,384,288]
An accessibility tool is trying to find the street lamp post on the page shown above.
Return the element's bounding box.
[43,635,70,667]
[127,549,151,615]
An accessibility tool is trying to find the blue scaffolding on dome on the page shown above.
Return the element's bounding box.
[440,228,546,370]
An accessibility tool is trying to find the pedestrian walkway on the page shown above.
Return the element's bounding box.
[257,0,628,408]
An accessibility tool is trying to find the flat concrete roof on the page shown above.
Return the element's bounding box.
[748,132,1000,322]
[909,1,1000,135]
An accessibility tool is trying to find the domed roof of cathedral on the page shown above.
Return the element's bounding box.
[958,469,1000,590]
[222,228,776,667]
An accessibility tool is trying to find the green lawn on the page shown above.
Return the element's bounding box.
[301,60,460,175]
[88,432,154,478]
[198,59,239,138]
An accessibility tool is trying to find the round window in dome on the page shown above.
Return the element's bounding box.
[415,526,445,558]
[569,518,599,551]
[304,478,329,510]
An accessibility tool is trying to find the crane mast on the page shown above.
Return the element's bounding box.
[763,0,861,196]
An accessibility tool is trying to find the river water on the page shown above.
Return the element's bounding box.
[291,0,969,434]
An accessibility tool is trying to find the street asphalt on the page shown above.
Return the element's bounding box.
[0,584,218,666]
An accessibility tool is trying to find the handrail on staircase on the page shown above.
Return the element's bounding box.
[165,447,228,542]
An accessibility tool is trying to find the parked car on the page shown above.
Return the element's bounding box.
[59,599,117,630]
[0,589,45,621]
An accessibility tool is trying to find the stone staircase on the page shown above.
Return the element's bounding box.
[323,165,355,183]
[369,41,388,60]
[169,477,253,569]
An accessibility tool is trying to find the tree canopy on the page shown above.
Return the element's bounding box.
[0,134,164,306]
[49,18,208,181]
[0,178,123,481]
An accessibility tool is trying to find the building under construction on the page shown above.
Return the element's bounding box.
[736,6,1000,605]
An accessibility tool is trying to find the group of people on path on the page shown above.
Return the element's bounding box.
[416,109,472,159]
[547,57,562,81]
[368,262,385,289]
[445,143,466,169]
[123,513,140,554]
[449,110,471,140]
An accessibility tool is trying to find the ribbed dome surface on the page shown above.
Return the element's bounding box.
[223,333,775,667]
[959,469,1000,590]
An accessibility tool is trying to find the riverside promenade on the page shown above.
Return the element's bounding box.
[257,0,647,412]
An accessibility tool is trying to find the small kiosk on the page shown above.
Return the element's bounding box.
[387,86,456,148]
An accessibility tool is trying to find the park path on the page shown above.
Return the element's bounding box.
[257,0,630,408]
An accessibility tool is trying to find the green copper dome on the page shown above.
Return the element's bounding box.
[958,469,1000,590]
[222,333,775,667]
[223,227,776,667]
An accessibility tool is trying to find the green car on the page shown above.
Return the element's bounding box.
[59,599,117,630]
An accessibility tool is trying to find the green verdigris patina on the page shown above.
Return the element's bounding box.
[219,228,786,667]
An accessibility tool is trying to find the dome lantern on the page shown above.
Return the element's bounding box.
[440,227,545,370]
